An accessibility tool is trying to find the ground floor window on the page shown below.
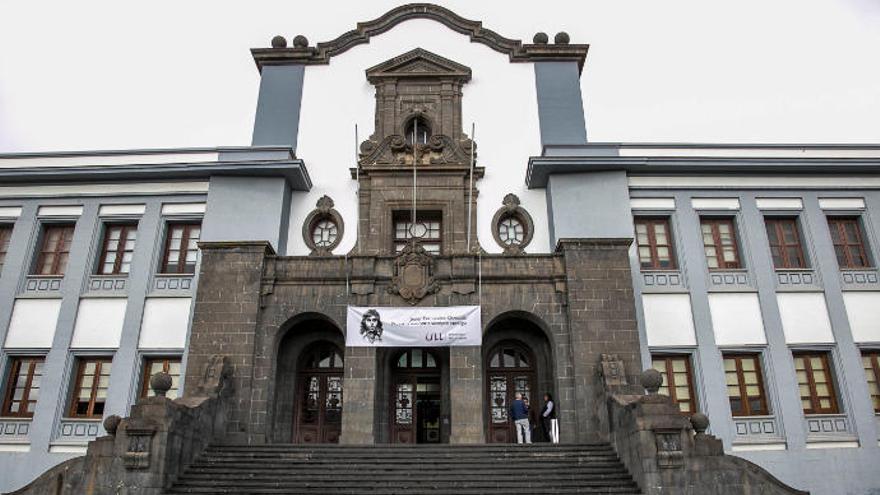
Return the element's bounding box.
[723,353,769,416]
[793,352,839,414]
[69,358,112,418]
[141,357,182,400]
[651,354,697,414]
[1,356,44,417]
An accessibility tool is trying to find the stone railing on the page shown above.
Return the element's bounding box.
[10,355,232,495]
[598,355,809,495]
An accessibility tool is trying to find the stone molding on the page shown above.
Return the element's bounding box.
[251,3,589,72]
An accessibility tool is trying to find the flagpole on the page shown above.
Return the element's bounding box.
[355,124,361,255]
[412,119,418,241]
[466,123,475,253]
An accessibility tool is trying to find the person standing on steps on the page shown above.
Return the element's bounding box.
[541,393,559,444]
[510,392,531,444]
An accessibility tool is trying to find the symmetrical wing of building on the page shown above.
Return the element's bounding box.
[0,4,878,494]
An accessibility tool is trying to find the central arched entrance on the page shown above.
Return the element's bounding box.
[293,342,344,444]
[390,348,445,444]
[486,341,536,443]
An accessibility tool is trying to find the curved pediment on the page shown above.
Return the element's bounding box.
[251,3,588,72]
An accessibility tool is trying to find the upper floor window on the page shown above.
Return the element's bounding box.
[161,222,200,274]
[405,116,431,145]
[651,354,696,414]
[33,224,75,276]
[862,351,880,413]
[69,358,112,418]
[828,217,871,269]
[701,218,741,269]
[140,357,182,400]
[1,356,44,417]
[0,225,12,272]
[793,352,839,414]
[393,211,441,255]
[723,354,769,416]
[97,223,137,275]
[635,217,676,270]
[765,217,807,269]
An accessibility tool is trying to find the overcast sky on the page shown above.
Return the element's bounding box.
[1,0,879,153]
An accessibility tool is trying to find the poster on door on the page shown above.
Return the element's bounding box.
[346,306,481,347]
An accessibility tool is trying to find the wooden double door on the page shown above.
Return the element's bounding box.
[390,349,443,444]
[293,343,344,444]
[486,342,537,443]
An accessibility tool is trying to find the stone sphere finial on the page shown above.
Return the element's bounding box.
[554,31,571,44]
[641,368,663,394]
[533,32,549,44]
[150,371,173,398]
[103,415,121,436]
[691,413,710,434]
[293,35,309,48]
[271,35,287,48]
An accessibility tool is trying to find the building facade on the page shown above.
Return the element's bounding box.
[0,4,879,494]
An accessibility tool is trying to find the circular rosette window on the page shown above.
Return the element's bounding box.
[302,195,344,255]
[491,194,534,255]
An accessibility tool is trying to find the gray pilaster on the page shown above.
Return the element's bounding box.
[801,193,879,448]
[102,200,163,417]
[738,194,806,449]
[201,176,292,253]
[251,65,306,149]
[27,203,100,451]
[0,203,38,349]
[674,194,734,446]
[545,171,632,248]
[534,62,588,146]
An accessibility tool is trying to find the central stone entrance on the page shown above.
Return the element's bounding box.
[384,348,450,444]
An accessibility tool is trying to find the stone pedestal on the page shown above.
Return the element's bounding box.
[449,346,483,443]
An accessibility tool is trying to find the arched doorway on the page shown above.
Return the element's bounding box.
[483,313,554,443]
[293,342,344,444]
[390,348,443,444]
[485,341,536,443]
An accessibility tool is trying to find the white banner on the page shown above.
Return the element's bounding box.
[346,306,481,347]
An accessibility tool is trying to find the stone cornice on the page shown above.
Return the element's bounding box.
[251,3,589,73]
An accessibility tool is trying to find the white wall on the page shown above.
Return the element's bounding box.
[642,293,697,346]
[138,298,192,349]
[708,293,766,345]
[70,298,127,348]
[288,19,545,255]
[4,299,61,348]
[776,292,834,344]
[842,291,880,343]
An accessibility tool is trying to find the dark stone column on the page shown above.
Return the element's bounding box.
[184,241,273,443]
[340,346,377,444]
[558,238,642,442]
[449,346,483,443]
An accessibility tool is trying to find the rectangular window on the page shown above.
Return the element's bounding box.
[97,223,137,275]
[33,224,75,275]
[140,357,182,400]
[863,351,880,413]
[635,217,676,270]
[828,217,871,269]
[793,352,839,414]
[651,355,697,414]
[701,218,742,269]
[723,354,769,416]
[1,357,44,417]
[393,211,441,255]
[765,218,807,269]
[0,225,12,272]
[69,358,112,418]
[161,222,201,274]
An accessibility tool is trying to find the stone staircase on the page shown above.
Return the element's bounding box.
[164,443,642,494]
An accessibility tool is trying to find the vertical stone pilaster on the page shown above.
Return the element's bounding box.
[559,238,642,442]
[184,241,272,444]
[449,346,483,443]
[340,346,376,444]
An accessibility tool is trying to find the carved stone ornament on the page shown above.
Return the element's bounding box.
[491,193,534,255]
[195,355,233,399]
[302,195,344,256]
[599,353,628,387]
[123,420,157,470]
[387,242,440,304]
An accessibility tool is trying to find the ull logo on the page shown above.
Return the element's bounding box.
[426,332,444,342]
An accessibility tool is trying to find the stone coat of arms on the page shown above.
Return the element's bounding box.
[388,242,440,304]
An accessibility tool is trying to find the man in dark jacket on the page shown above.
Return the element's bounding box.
[510,392,531,444]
